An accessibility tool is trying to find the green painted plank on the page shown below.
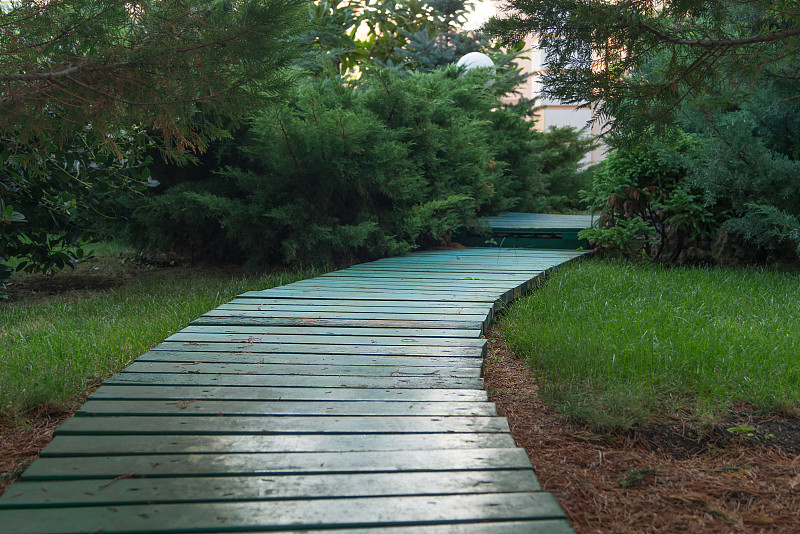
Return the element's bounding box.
[2,492,565,534]
[357,257,563,263]
[213,305,490,315]
[57,415,510,435]
[362,256,568,261]
[315,269,534,285]
[40,433,515,457]
[319,271,538,279]
[0,470,541,508]
[323,269,541,276]
[212,308,493,321]
[78,400,496,417]
[265,287,507,298]
[88,385,489,402]
[122,362,480,378]
[180,325,481,338]
[288,276,528,285]
[104,372,484,389]
[351,255,566,262]
[136,350,484,368]
[190,316,486,330]
[223,297,491,315]
[164,333,486,347]
[255,520,576,534]
[484,212,595,229]
[21,448,534,479]
[285,280,525,290]
[122,361,481,378]
[212,308,490,320]
[238,290,500,303]
[367,250,575,258]
[151,341,487,357]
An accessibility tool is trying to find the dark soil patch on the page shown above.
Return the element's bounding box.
[1,258,249,304]
[485,329,800,533]
[628,416,800,459]
[3,271,133,301]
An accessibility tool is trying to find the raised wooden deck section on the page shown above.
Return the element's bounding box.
[1,248,584,533]
[458,212,596,249]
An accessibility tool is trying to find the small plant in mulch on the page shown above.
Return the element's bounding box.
[617,465,661,488]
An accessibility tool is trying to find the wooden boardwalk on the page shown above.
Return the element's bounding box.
[1,248,584,533]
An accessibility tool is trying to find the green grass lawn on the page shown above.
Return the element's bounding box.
[0,246,323,424]
[501,258,800,430]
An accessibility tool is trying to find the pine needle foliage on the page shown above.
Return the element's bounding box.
[485,0,800,136]
[0,0,307,153]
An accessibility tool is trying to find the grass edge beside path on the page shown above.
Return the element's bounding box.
[500,258,800,430]
[1,256,325,426]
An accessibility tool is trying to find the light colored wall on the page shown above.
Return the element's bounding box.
[515,33,607,164]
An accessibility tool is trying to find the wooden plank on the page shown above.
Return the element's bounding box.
[210,306,490,317]
[56,415,510,435]
[258,520,576,534]
[40,433,515,457]
[238,290,500,303]
[357,249,558,257]
[104,372,484,389]
[136,350,484,368]
[0,470,541,508]
[349,256,560,263]
[255,289,506,300]
[318,271,538,279]
[78,399,497,417]
[88,385,489,402]
[221,299,492,312]
[122,361,481,378]
[484,212,595,230]
[163,333,486,347]
[2,492,565,534]
[21,448,534,479]
[285,280,526,291]
[287,275,528,285]
[190,316,486,330]
[179,325,481,338]
[210,307,489,318]
[150,341,487,358]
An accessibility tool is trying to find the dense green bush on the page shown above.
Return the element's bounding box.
[679,79,800,260]
[119,65,591,266]
[1,133,152,293]
[580,131,724,262]
[582,54,800,264]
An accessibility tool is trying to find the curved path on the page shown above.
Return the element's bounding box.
[1,248,583,533]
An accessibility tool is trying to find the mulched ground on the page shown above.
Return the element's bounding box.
[0,408,72,496]
[484,328,800,533]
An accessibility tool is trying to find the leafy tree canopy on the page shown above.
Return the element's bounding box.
[0,0,307,294]
[485,0,800,135]
[0,0,307,154]
[309,0,495,73]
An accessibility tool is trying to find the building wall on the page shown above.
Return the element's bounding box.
[511,34,607,164]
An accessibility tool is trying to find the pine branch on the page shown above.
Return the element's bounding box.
[0,60,132,82]
[637,22,800,48]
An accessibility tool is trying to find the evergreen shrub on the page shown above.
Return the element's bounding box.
[580,132,723,262]
[123,66,582,265]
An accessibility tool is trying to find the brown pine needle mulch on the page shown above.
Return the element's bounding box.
[0,409,72,496]
[484,328,800,533]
